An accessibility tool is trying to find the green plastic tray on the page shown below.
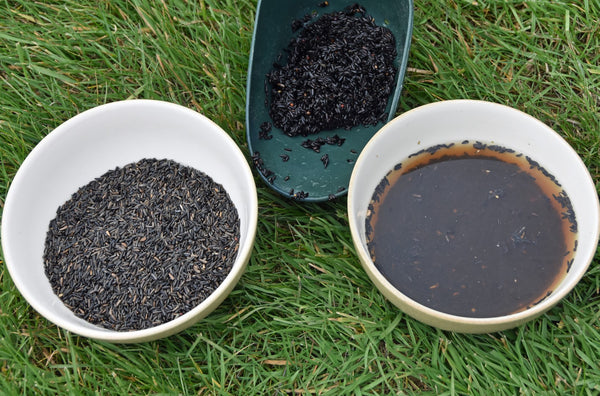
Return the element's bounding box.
[246,0,413,202]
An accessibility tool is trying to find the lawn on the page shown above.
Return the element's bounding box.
[1,0,599,394]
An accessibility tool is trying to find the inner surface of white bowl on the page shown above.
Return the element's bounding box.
[348,99,600,333]
[2,100,258,342]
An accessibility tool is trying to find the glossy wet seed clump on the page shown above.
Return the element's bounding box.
[44,158,240,331]
[266,3,397,137]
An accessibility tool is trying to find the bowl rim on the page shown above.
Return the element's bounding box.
[348,99,600,331]
[1,99,259,342]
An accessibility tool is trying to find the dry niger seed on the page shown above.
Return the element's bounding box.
[43,158,240,331]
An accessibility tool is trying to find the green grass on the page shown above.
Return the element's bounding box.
[1,0,599,394]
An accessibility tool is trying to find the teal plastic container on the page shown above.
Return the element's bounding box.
[246,0,414,201]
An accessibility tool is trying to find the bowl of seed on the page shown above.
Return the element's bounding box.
[348,99,600,333]
[2,99,258,343]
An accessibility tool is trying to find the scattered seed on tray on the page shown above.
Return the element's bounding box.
[301,135,345,153]
[251,151,275,181]
[321,154,330,168]
[259,121,273,140]
[251,151,264,168]
[294,190,309,200]
[43,158,240,331]
[266,3,397,137]
[291,12,316,32]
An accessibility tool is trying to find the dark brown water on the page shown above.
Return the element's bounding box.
[366,142,577,318]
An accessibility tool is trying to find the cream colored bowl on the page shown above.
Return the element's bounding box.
[2,100,258,342]
[348,100,599,333]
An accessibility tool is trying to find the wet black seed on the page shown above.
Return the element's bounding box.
[321,154,330,168]
[301,138,322,153]
[328,194,336,201]
[473,141,487,150]
[566,258,574,272]
[408,143,455,158]
[261,167,274,178]
[284,176,290,181]
[259,121,273,140]
[294,190,309,200]
[366,142,578,318]
[532,291,552,306]
[292,12,317,33]
[252,151,273,180]
[43,158,240,331]
[554,190,577,232]
[251,151,264,169]
[488,145,515,154]
[267,4,397,137]
[280,154,290,162]
[526,155,562,187]
[301,135,345,153]
[326,135,346,146]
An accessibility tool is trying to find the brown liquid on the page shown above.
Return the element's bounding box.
[366,142,577,318]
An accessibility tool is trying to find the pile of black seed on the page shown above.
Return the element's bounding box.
[43,158,240,331]
[266,3,397,137]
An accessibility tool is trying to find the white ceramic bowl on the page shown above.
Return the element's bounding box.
[1,100,258,343]
[348,99,600,333]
